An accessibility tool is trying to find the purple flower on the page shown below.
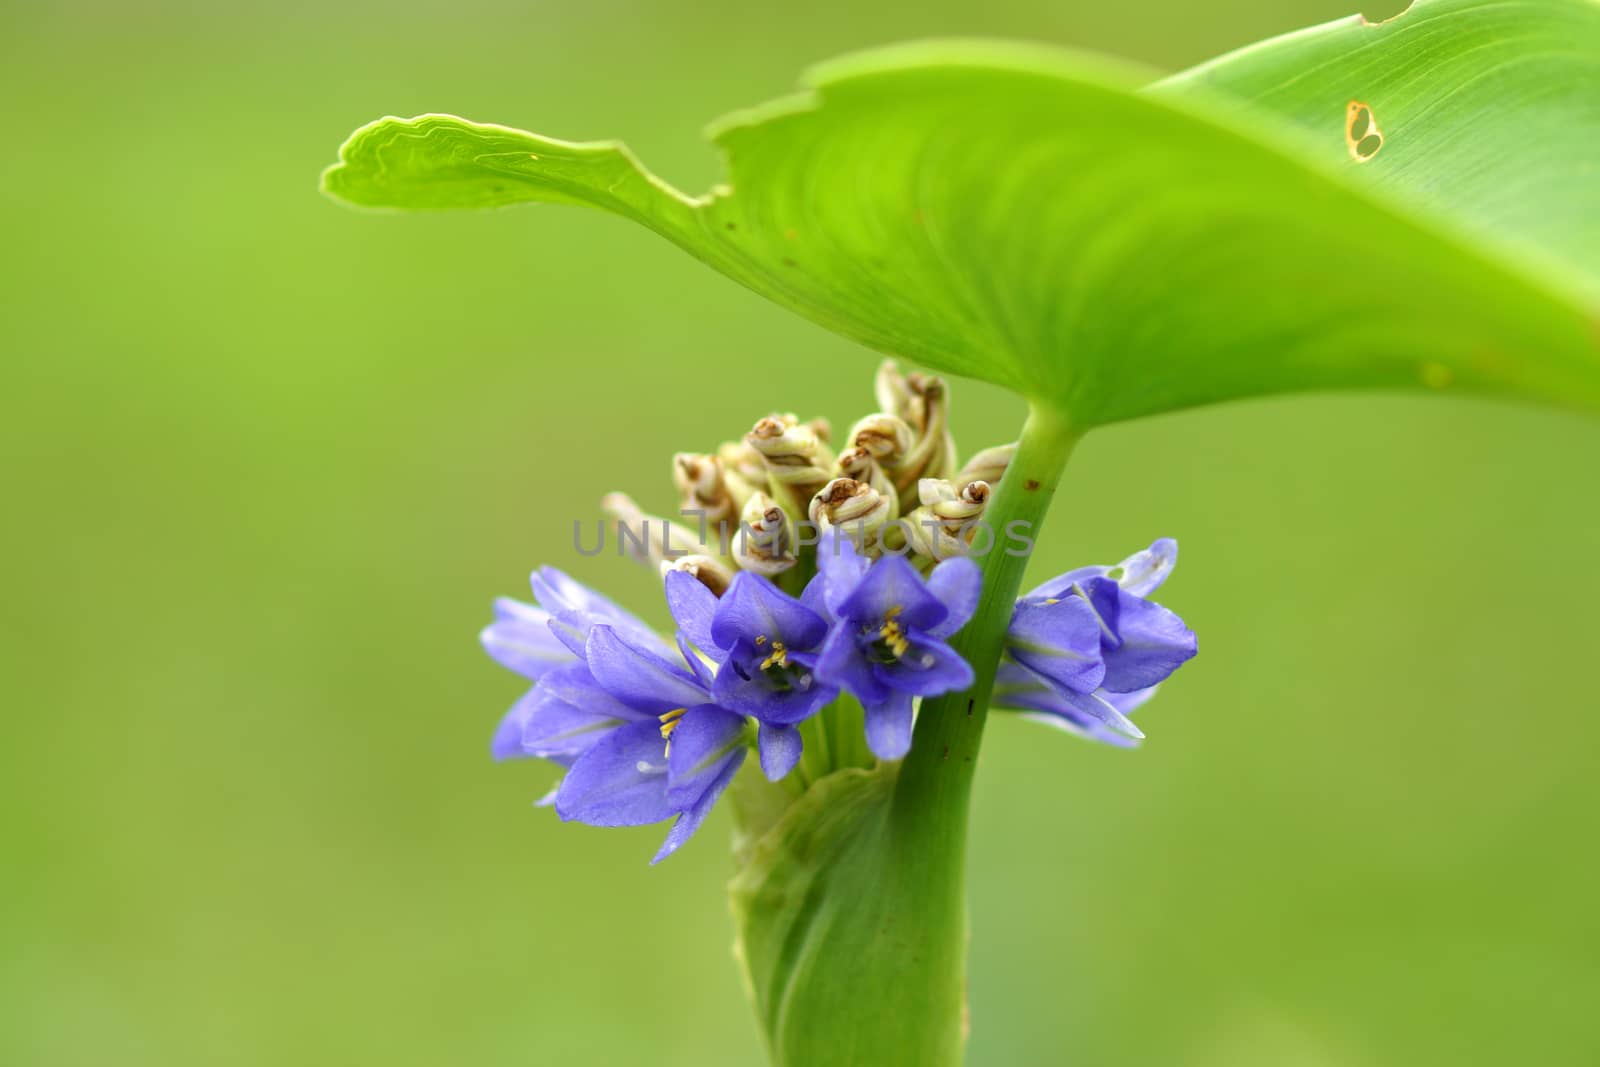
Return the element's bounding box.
[484,567,676,763]
[553,625,751,864]
[665,570,835,778]
[812,533,980,760]
[997,539,1196,745]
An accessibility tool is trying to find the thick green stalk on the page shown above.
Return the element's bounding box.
[730,403,1079,1067]
[893,402,1078,825]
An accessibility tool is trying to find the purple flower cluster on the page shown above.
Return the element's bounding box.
[994,539,1197,745]
[483,534,980,862]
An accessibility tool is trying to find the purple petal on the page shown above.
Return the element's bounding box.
[924,557,981,639]
[520,687,633,761]
[816,626,892,707]
[800,571,835,625]
[665,705,748,808]
[1006,596,1107,695]
[757,723,803,781]
[535,661,650,722]
[664,570,719,656]
[1019,710,1141,748]
[491,690,540,761]
[816,529,871,617]
[999,680,1144,740]
[678,634,717,689]
[1115,539,1178,597]
[651,756,742,865]
[534,566,670,658]
[711,572,828,652]
[875,634,974,697]
[837,555,947,631]
[1105,684,1161,717]
[1023,564,1110,601]
[481,598,575,680]
[1098,587,1197,693]
[554,720,677,827]
[863,691,915,760]
[585,625,709,714]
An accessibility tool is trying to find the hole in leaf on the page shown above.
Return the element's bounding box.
[1345,101,1385,163]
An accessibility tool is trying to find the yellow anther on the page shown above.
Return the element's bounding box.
[754,635,767,646]
[658,707,687,752]
[878,619,910,659]
[760,640,790,671]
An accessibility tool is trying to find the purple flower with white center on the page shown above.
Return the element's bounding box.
[665,570,835,776]
[997,539,1196,744]
[553,624,752,864]
[811,532,981,760]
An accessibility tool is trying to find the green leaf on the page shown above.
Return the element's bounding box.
[322,0,1600,427]
[1155,0,1600,288]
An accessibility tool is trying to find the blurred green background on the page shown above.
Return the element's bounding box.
[5,0,1598,1063]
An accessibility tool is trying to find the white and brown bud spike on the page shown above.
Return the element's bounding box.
[733,491,797,577]
[601,491,722,570]
[955,442,1015,489]
[746,414,835,520]
[810,477,893,556]
[672,452,738,528]
[660,554,735,598]
[904,478,993,561]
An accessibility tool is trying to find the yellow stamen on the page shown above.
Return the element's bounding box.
[760,640,789,671]
[879,618,910,659]
[658,708,686,753]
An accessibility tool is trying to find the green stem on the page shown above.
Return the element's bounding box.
[894,402,1078,820]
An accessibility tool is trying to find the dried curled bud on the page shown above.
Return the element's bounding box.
[903,478,993,561]
[660,553,735,598]
[715,438,766,512]
[848,413,915,466]
[673,452,738,528]
[955,442,1015,489]
[834,444,899,509]
[601,491,719,569]
[733,491,797,577]
[873,360,958,510]
[747,414,835,519]
[810,477,893,556]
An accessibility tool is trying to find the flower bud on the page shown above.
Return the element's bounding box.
[601,491,721,570]
[955,442,1015,489]
[872,360,957,510]
[810,477,892,556]
[733,491,798,577]
[715,438,766,512]
[673,452,739,530]
[847,413,914,466]
[747,414,835,520]
[903,478,992,561]
[660,553,735,597]
[834,444,899,510]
